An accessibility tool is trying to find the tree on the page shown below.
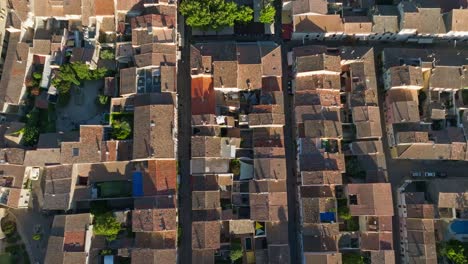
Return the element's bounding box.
[94,212,122,241]
[22,126,39,146]
[112,120,132,140]
[259,4,275,24]
[342,253,365,264]
[98,94,109,105]
[230,240,243,263]
[100,50,115,60]
[439,240,468,264]
[2,221,16,236]
[180,0,253,30]
[230,159,241,176]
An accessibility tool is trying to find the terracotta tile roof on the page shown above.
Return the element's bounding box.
[302,223,339,252]
[213,61,238,88]
[150,159,176,195]
[43,165,74,210]
[370,250,395,264]
[250,192,288,221]
[296,54,341,73]
[301,170,342,185]
[304,253,342,264]
[191,136,221,158]
[447,9,468,32]
[0,34,29,109]
[387,66,423,88]
[131,14,175,29]
[134,230,176,249]
[343,16,372,34]
[60,126,120,164]
[192,221,221,249]
[131,249,177,264]
[249,113,285,126]
[438,192,468,208]
[407,204,435,218]
[292,0,327,15]
[253,158,287,180]
[161,66,176,92]
[63,231,85,252]
[299,152,345,172]
[352,106,381,128]
[396,131,429,144]
[268,245,290,264]
[116,0,143,11]
[294,14,344,33]
[191,174,219,191]
[0,148,25,165]
[361,232,393,251]
[132,208,177,232]
[191,76,215,115]
[249,180,286,193]
[192,249,215,264]
[119,67,137,95]
[346,183,394,216]
[430,66,464,89]
[192,191,220,210]
[133,103,175,159]
[94,0,115,16]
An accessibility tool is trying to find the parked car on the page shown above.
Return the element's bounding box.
[424,172,436,177]
[411,171,422,177]
[436,172,447,177]
[287,80,293,95]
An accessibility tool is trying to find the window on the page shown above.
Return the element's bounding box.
[72,148,80,157]
[349,194,358,205]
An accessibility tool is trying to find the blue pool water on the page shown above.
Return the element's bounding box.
[450,220,468,234]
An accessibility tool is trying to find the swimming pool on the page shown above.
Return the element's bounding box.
[450,220,468,235]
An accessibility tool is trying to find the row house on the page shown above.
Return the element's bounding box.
[189,41,290,264]
[284,0,468,41]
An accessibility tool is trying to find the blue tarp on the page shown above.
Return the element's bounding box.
[320,212,336,223]
[132,171,143,197]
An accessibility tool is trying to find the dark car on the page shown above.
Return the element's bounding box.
[287,80,293,95]
[436,172,447,177]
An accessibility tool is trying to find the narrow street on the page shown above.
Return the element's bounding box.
[176,10,193,264]
[281,46,299,263]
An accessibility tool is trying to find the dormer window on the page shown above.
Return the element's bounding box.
[72,148,79,157]
[349,194,358,205]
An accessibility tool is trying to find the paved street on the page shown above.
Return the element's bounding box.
[10,209,53,264]
[176,10,192,264]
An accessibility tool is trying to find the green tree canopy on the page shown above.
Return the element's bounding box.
[259,4,276,24]
[230,240,243,263]
[94,212,122,241]
[439,240,468,264]
[52,62,108,94]
[180,0,253,30]
[342,253,365,264]
[100,50,115,60]
[112,120,132,140]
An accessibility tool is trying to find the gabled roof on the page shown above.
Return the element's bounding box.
[249,192,288,221]
[292,0,327,15]
[132,208,177,232]
[133,101,175,159]
[43,165,74,210]
[346,183,394,216]
[192,221,220,249]
[294,15,344,33]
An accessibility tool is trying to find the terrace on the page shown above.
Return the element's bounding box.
[93,181,132,199]
[136,68,161,94]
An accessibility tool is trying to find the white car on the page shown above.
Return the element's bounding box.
[424,172,436,177]
[411,171,422,177]
[30,167,41,181]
